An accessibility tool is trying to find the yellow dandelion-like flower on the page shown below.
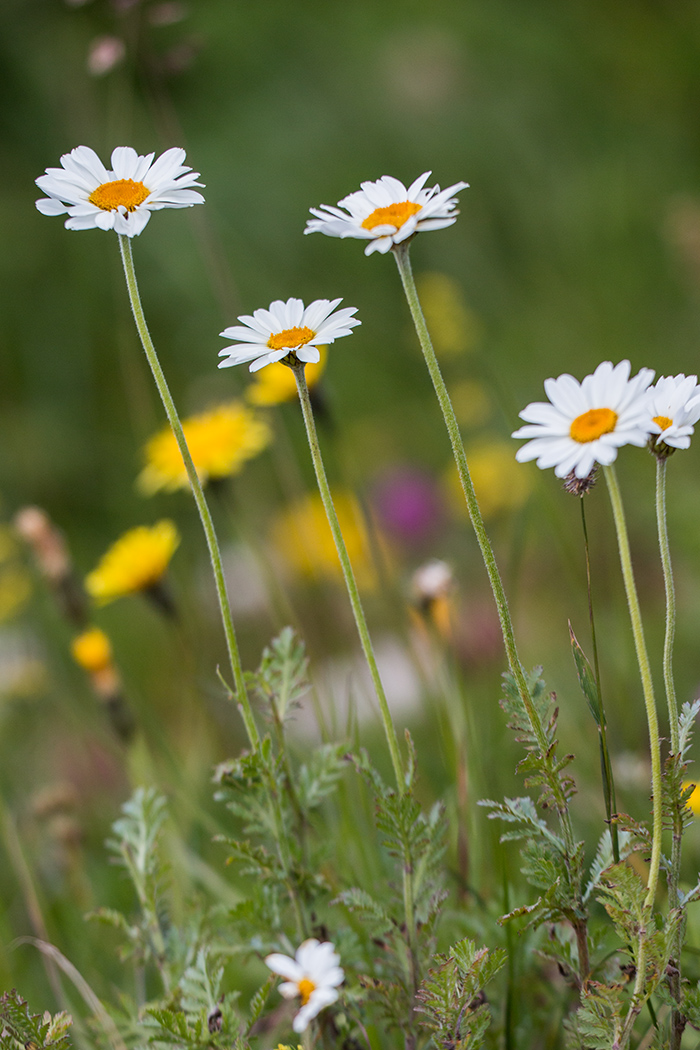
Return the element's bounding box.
[271,491,377,589]
[415,273,481,356]
[448,441,532,521]
[138,402,271,495]
[85,521,179,605]
[683,780,700,816]
[71,627,113,675]
[246,346,328,407]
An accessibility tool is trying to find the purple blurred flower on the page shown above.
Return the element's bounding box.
[370,466,444,546]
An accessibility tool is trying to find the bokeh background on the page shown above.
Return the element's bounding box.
[4,0,700,1019]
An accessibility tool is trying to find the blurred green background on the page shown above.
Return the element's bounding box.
[3,0,700,1020]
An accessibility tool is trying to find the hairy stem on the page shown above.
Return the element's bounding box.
[117,235,259,750]
[603,463,662,1049]
[290,360,404,789]
[392,241,575,850]
[603,464,661,906]
[655,456,685,1050]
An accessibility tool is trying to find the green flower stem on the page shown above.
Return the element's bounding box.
[655,456,684,1050]
[656,458,679,755]
[392,242,574,847]
[290,361,404,790]
[580,498,620,865]
[603,464,661,906]
[117,235,259,751]
[603,463,661,1049]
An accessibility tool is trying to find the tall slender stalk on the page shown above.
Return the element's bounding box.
[580,498,620,864]
[117,235,259,751]
[655,455,685,1050]
[289,359,404,790]
[392,241,575,848]
[603,464,661,905]
[656,458,679,753]
[603,463,662,1048]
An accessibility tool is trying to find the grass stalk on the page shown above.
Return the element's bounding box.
[580,497,620,864]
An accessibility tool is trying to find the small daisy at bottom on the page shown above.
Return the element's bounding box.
[265,939,344,1033]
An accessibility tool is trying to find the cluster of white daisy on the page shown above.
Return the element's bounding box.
[35,148,467,371]
[512,360,700,482]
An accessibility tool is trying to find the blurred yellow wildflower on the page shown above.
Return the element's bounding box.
[71,627,113,675]
[138,401,271,494]
[271,491,377,589]
[450,380,492,428]
[85,520,180,605]
[448,441,532,520]
[246,346,328,406]
[415,272,481,356]
[683,780,700,815]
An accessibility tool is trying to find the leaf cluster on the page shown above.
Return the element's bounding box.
[0,992,71,1050]
[414,939,506,1050]
[500,667,576,814]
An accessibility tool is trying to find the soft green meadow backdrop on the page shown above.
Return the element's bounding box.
[3,0,700,1019]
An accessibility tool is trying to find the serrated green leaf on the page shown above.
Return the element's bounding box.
[569,622,603,726]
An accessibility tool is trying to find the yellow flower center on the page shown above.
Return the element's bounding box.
[361,200,422,231]
[267,326,315,351]
[88,179,150,212]
[653,415,673,431]
[297,978,316,1006]
[569,407,618,444]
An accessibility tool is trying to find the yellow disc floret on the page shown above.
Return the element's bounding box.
[247,347,328,406]
[653,415,673,431]
[85,521,179,605]
[267,326,316,352]
[71,627,113,674]
[361,200,422,231]
[139,402,271,494]
[569,407,618,444]
[297,978,316,1006]
[88,179,150,212]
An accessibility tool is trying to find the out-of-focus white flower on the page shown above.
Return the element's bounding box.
[646,373,700,452]
[304,172,468,255]
[87,36,126,76]
[35,146,204,237]
[512,360,655,479]
[219,297,359,373]
[265,939,344,1033]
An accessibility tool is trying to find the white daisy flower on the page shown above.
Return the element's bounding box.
[512,360,655,479]
[35,145,204,237]
[218,297,360,373]
[304,172,469,256]
[265,939,344,1033]
[646,373,700,451]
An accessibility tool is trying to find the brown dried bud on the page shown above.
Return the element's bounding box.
[562,468,598,496]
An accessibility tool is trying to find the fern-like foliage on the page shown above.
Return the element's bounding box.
[334,740,448,1038]
[414,939,506,1050]
[90,788,172,973]
[0,992,71,1050]
[500,667,576,814]
[246,626,309,722]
